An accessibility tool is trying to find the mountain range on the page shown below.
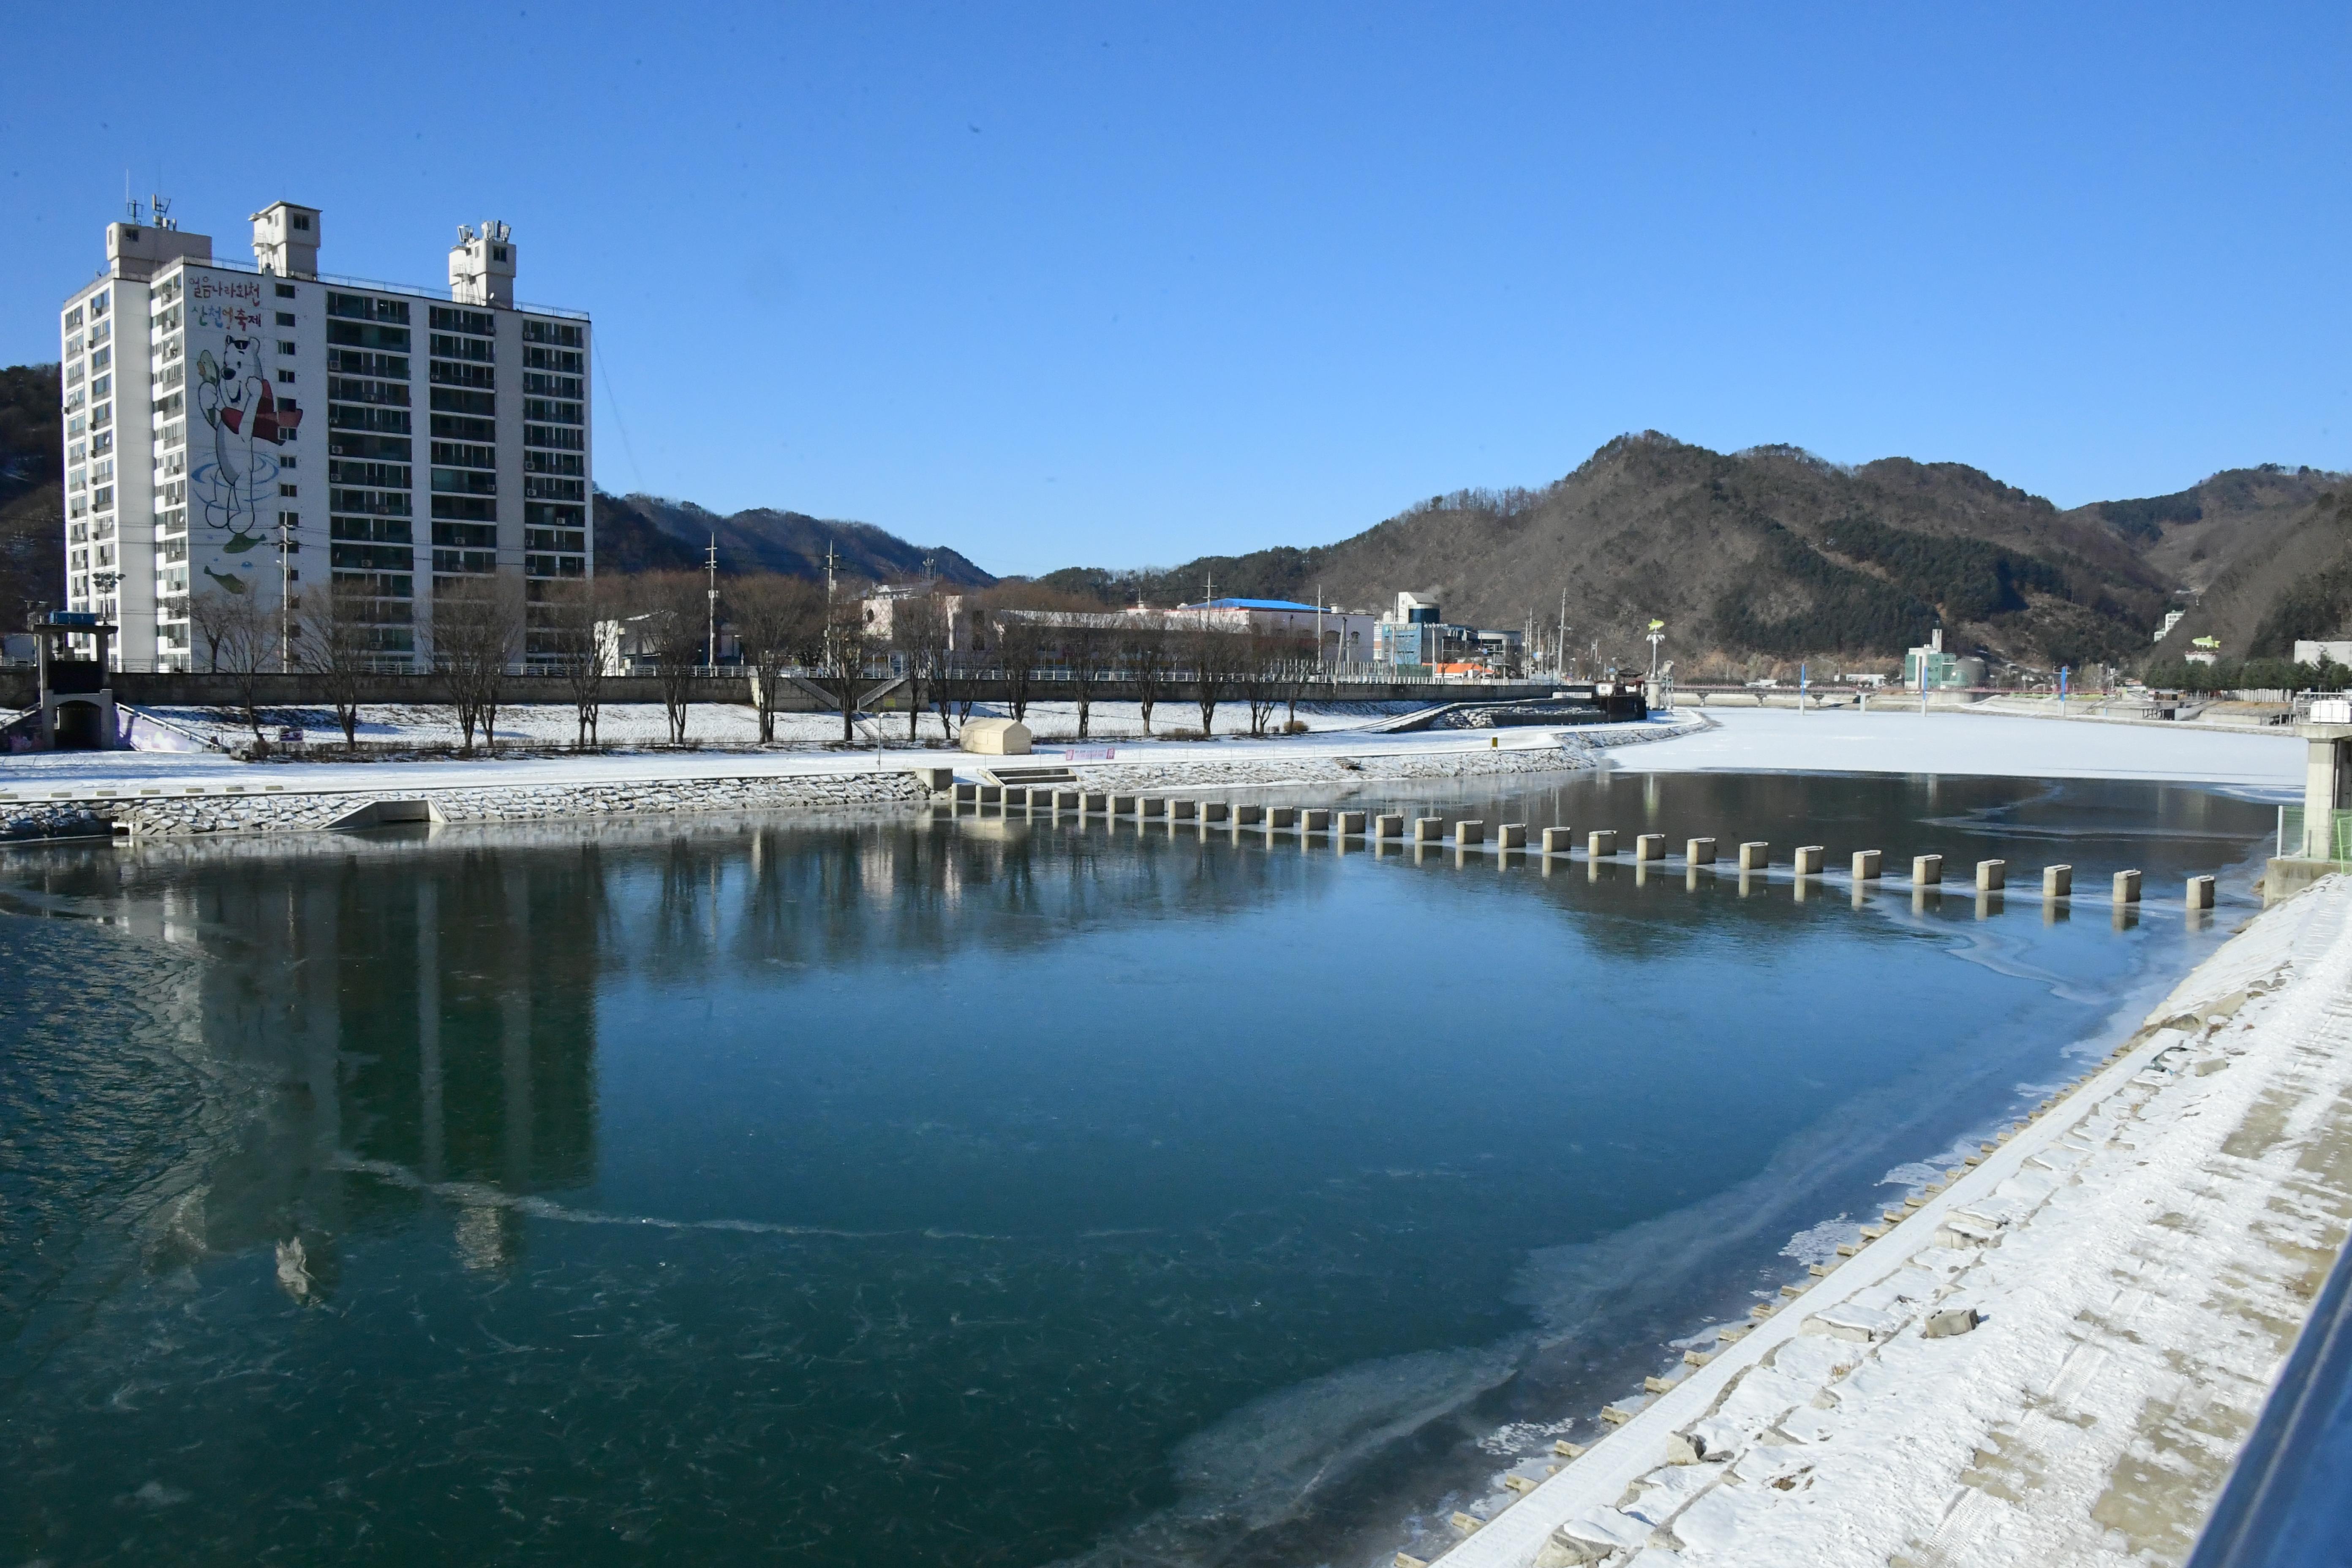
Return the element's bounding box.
[1,356,2341,672]
[1038,435,2342,677]
[595,492,995,588]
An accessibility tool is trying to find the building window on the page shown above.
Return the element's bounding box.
[492,246,507,261]
[277,370,296,383]
[276,312,296,327]
[277,283,296,298]
[278,340,296,354]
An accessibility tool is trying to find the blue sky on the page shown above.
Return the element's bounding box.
[7,3,2348,576]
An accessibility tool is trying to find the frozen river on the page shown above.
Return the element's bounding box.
[0,769,2276,1566]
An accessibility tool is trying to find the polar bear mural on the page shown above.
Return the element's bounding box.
[192,333,302,558]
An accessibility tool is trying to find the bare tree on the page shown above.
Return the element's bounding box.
[627,571,709,745]
[297,580,377,750]
[1062,611,1118,739]
[1125,619,1174,736]
[1238,627,1295,738]
[729,572,825,743]
[434,575,523,752]
[1188,612,1243,736]
[193,581,283,746]
[889,590,953,743]
[537,576,616,749]
[188,581,246,674]
[806,590,877,746]
[990,600,1047,725]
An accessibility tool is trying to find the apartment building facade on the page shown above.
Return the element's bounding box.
[57,200,591,670]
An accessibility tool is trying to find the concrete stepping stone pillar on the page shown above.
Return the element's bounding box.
[1373,813,1403,840]
[1455,819,1485,846]
[1413,816,1443,844]
[1588,829,1618,858]
[1914,853,1943,885]
[1497,823,1527,849]
[1976,858,2005,891]
[2188,874,2216,909]
[1852,849,1881,879]
[1635,833,1665,862]
[1793,845,1824,875]
[1688,836,1716,864]
[2042,863,2071,897]
[2114,868,2142,904]
[1738,840,1769,870]
[1542,826,1575,855]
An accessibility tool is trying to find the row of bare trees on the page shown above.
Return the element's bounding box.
[181,570,1325,754]
[894,593,1320,741]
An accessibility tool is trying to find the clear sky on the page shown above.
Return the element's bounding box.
[7,3,2347,576]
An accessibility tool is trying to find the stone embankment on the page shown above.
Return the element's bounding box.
[1,727,1675,843]
[1416,876,2352,1568]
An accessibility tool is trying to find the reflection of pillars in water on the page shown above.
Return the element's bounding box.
[454,1202,513,1273]
[1975,890,2003,920]
[298,881,342,1158]
[419,880,444,1184]
[502,871,534,1190]
[1643,773,1660,823]
[2044,897,2069,927]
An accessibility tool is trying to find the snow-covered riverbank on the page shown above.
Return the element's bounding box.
[1429,876,2352,1568]
[1622,708,2300,792]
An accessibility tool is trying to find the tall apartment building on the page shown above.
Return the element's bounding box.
[57,200,591,670]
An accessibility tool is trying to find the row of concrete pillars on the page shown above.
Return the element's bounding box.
[947,787,2223,913]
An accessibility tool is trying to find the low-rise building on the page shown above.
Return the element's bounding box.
[1903,629,1985,690]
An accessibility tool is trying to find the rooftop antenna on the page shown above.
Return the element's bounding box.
[124,172,140,224]
[150,192,175,231]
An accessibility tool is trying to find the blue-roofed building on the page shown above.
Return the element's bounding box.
[1173,596,1378,666]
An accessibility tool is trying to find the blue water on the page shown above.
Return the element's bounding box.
[0,770,2272,1565]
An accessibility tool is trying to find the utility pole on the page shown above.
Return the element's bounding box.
[1315,581,1325,678]
[1557,589,1568,680]
[823,542,841,672]
[704,533,719,671]
[280,511,295,672]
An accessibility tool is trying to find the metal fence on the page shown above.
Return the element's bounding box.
[2276,806,2352,860]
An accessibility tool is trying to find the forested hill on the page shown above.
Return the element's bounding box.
[595,491,995,588]
[0,364,63,629]
[1040,435,2340,678]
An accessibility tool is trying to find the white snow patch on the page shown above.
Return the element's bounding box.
[1778,1216,1853,1268]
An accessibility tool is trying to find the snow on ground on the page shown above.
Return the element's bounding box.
[2,703,2303,798]
[1626,707,2301,792]
[1439,876,2352,1568]
[0,708,1582,795]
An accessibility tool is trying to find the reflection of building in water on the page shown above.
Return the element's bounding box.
[169,846,602,1283]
